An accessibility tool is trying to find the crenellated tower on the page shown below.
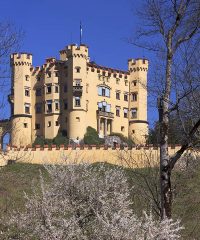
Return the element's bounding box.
[60,44,89,141]
[128,58,149,144]
[10,53,33,146]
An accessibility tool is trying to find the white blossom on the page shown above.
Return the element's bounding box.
[1,162,183,239]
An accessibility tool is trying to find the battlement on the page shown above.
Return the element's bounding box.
[128,58,148,72]
[6,144,182,151]
[11,53,32,66]
[46,57,56,63]
[0,144,189,167]
[64,44,89,59]
[87,62,129,80]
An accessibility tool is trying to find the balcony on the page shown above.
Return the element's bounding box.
[73,86,83,96]
[97,110,114,119]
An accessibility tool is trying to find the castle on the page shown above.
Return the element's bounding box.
[7,43,148,147]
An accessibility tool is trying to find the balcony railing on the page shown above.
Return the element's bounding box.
[97,110,114,118]
[73,86,83,96]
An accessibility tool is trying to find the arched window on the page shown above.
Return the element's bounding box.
[97,86,110,97]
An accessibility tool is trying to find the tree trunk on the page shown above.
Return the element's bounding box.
[159,97,172,219]
[159,35,173,219]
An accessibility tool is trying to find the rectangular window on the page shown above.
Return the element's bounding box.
[55,121,59,126]
[47,100,52,113]
[35,103,42,114]
[35,124,40,130]
[36,88,41,96]
[124,94,128,101]
[48,121,51,127]
[131,108,137,118]
[116,92,120,100]
[75,97,81,107]
[124,108,128,118]
[131,92,138,101]
[25,89,30,97]
[132,80,137,86]
[25,75,30,81]
[75,67,81,73]
[24,123,28,128]
[46,85,52,94]
[116,108,120,117]
[106,104,111,112]
[55,101,59,110]
[25,103,30,114]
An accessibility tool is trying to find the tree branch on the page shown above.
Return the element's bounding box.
[169,118,200,170]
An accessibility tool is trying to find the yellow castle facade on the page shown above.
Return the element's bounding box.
[8,44,149,147]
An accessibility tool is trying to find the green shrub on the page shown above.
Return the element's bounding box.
[32,136,45,147]
[33,132,69,147]
[44,139,53,146]
[53,132,68,146]
[109,132,134,146]
[84,126,104,145]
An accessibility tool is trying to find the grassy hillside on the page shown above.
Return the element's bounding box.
[0,163,200,239]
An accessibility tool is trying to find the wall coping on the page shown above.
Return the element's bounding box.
[4,144,184,152]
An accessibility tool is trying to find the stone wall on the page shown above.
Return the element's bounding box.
[0,145,189,167]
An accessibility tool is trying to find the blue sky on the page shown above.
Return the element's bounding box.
[1,0,157,126]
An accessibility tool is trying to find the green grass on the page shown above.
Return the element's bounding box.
[0,162,200,239]
[0,163,46,216]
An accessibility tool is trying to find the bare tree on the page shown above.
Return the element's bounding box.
[131,0,200,218]
[0,162,182,239]
[0,21,23,149]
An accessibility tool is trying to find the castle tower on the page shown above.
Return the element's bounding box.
[10,53,33,146]
[42,58,60,140]
[128,58,149,144]
[62,44,89,141]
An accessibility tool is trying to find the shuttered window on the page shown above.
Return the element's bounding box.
[97,86,110,97]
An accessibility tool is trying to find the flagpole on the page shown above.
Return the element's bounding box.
[80,21,82,46]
